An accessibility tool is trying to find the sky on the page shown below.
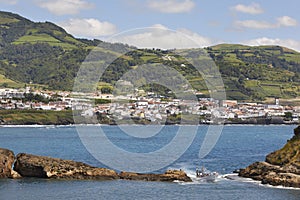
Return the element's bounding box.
[1,0,300,51]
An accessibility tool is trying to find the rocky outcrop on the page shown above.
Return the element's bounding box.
[0,149,192,182]
[0,148,16,178]
[12,153,191,182]
[119,169,192,182]
[14,153,119,180]
[239,161,300,188]
[239,126,300,188]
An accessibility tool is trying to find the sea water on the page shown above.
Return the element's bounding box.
[0,125,300,200]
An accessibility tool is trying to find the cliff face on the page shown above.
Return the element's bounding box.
[239,126,300,188]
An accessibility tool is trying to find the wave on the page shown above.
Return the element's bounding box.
[260,184,300,190]
[221,173,260,183]
[0,124,57,128]
[178,170,300,190]
[177,170,300,191]
[178,172,223,185]
[170,164,222,185]
[223,173,300,190]
[0,124,76,128]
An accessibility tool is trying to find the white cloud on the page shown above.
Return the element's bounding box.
[0,0,18,5]
[108,24,216,49]
[243,37,300,52]
[234,20,276,29]
[59,18,117,37]
[277,16,298,27]
[147,0,195,13]
[234,16,298,30]
[231,3,264,15]
[37,0,94,15]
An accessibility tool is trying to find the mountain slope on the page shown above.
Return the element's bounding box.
[0,11,299,101]
[206,44,300,100]
[0,11,130,90]
[0,11,87,48]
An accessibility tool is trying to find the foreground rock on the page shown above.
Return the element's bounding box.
[14,153,119,180]
[0,148,16,178]
[13,153,191,182]
[119,170,192,182]
[239,126,300,188]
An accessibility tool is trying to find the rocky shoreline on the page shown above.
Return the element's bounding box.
[238,126,300,188]
[0,149,191,182]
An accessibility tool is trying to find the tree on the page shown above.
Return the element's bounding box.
[284,112,293,121]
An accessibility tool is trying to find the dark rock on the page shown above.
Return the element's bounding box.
[14,153,118,180]
[119,169,192,182]
[0,148,15,178]
[239,162,279,179]
[161,169,192,182]
[264,172,300,188]
[239,161,300,187]
[239,126,300,188]
[294,126,300,137]
[11,153,192,182]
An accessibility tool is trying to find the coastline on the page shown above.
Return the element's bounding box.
[0,122,298,127]
[0,123,298,128]
[238,126,300,188]
[224,173,300,191]
[0,109,298,126]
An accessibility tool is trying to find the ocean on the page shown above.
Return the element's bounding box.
[0,125,300,200]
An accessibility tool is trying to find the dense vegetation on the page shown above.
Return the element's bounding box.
[0,110,74,125]
[207,44,300,100]
[0,11,131,90]
[0,11,300,101]
[265,126,300,167]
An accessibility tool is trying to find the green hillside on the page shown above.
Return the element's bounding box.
[0,11,130,90]
[0,11,299,101]
[206,44,300,100]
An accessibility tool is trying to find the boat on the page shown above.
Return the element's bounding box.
[196,166,218,181]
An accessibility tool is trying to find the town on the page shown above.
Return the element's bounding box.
[0,87,299,124]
